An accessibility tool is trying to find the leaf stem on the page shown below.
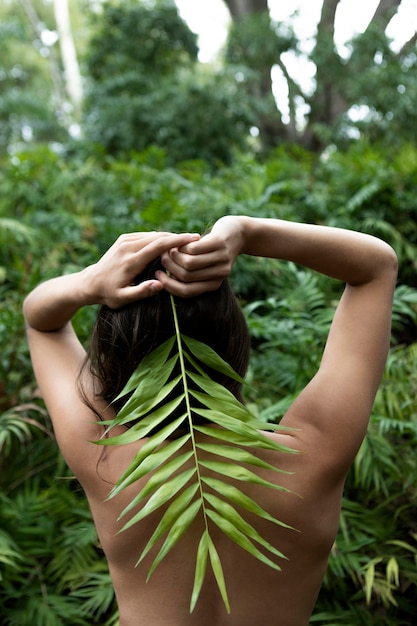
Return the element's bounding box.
[169,294,210,534]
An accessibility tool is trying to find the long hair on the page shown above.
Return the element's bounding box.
[79,258,250,435]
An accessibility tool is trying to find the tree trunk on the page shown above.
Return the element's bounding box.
[222,0,289,147]
[54,0,83,118]
[317,0,339,39]
[222,0,268,19]
[17,0,67,120]
[310,0,348,130]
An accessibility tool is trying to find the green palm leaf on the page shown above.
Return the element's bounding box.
[114,337,176,400]
[146,500,202,580]
[98,400,186,444]
[182,335,246,384]
[95,293,297,613]
[198,458,293,492]
[193,405,293,451]
[115,373,181,425]
[196,440,284,470]
[204,492,287,560]
[206,508,283,571]
[191,531,210,612]
[113,433,191,492]
[207,535,230,612]
[202,475,296,530]
[194,423,289,450]
[117,463,196,522]
[138,484,200,564]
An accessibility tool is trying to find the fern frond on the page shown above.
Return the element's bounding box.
[95,293,297,613]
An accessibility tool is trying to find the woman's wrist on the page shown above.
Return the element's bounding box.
[23,269,98,332]
[211,215,251,259]
[78,264,106,306]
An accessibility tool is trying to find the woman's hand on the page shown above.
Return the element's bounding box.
[23,231,201,332]
[157,216,246,297]
[85,231,201,308]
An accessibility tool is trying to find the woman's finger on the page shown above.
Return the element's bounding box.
[106,279,164,308]
[160,247,232,284]
[155,271,223,297]
[167,246,229,269]
[133,233,200,265]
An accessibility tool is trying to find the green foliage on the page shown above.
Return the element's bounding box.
[84,73,253,164]
[224,10,297,148]
[0,399,117,624]
[2,138,417,622]
[243,262,330,406]
[0,482,117,625]
[341,25,417,148]
[85,1,198,81]
[223,4,417,151]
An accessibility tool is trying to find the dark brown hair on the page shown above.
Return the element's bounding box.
[80,258,250,435]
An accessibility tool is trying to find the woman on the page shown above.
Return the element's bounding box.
[23,215,397,626]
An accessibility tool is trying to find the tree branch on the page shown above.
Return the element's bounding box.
[396,31,417,57]
[365,0,402,33]
[275,57,300,139]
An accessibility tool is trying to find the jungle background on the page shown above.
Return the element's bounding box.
[1,0,417,623]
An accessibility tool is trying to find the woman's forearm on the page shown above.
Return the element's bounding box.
[23,269,95,332]
[238,217,398,285]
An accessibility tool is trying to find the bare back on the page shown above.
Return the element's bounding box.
[76,424,345,626]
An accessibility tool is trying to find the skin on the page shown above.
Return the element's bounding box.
[23,216,398,626]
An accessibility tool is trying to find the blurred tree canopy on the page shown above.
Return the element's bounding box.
[1,0,416,161]
[224,0,417,149]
